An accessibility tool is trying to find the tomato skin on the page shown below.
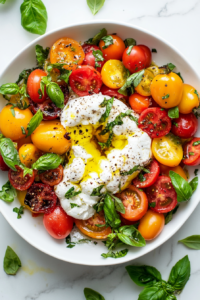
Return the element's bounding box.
[133,160,160,188]
[100,85,129,102]
[138,107,171,138]
[39,165,63,186]
[138,45,152,67]
[43,206,74,239]
[138,210,165,240]
[69,65,102,96]
[99,35,125,61]
[129,93,150,114]
[182,138,200,166]
[178,84,199,114]
[122,46,147,73]
[29,99,61,121]
[159,164,187,181]
[27,69,47,103]
[101,60,128,89]
[116,185,148,222]
[82,50,105,73]
[0,155,10,171]
[81,44,99,54]
[171,113,198,139]
[135,69,155,97]
[19,143,42,168]
[9,166,36,191]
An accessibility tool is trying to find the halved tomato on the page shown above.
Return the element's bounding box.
[81,44,99,54]
[100,84,129,103]
[39,165,63,186]
[182,137,200,166]
[29,99,61,121]
[8,166,36,191]
[133,160,160,188]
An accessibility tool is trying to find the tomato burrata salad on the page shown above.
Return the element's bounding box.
[0,28,199,258]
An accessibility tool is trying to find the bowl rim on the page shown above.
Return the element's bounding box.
[0,19,200,266]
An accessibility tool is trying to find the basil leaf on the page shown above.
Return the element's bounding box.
[13,206,24,219]
[99,97,114,122]
[70,203,80,208]
[111,195,125,214]
[101,35,114,49]
[127,45,134,55]
[3,246,21,275]
[168,255,190,290]
[194,169,198,176]
[98,132,113,150]
[0,181,16,203]
[19,163,33,177]
[0,83,19,95]
[0,0,7,4]
[194,89,199,98]
[0,138,19,171]
[165,205,179,225]
[86,0,105,15]
[118,225,146,247]
[124,38,136,47]
[20,0,48,35]
[35,44,50,67]
[138,286,167,300]
[166,295,177,300]
[193,140,200,146]
[169,171,193,202]
[84,288,105,300]
[47,63,72,84]
[168,106,179,119]
[189,176,198,193]
[176,72,184,82]
[101,249,128,259]
[167,63,176,71]
[27,109,43,136]
[149,202,156,208]
[118,70,145,96]
[103,193,121,228]
[152,49,157,53]
[93,49,104,67]
[65,187,81,199]
[32,153,63,170]
[179,235,200,250]
[85,28,107,45]
[16,68,33,85]
[121,165,149,176]
[90,185,104,196]
[162,94,170,99]
[46,82,64,108]
[126,265,162,287]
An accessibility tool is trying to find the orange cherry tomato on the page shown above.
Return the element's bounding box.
[129,93,150,114]
[178,84,199,114]
[159,163,188,181]
[75,211,112,239]
[50,37,85,71]
[15,135,32,150]
[99,35,125,61]
[19,144,42,168]
[116,185,148,222]
[138,210,165,240]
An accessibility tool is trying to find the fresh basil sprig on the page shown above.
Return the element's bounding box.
[65,187,81,199]
[93,49,104,68]
[124,38,136,47]
[103,193,121,228]
[40,76,64,108]
[168,106,179,119]
[0,138,20,171]
[84,288,105,300]
[27,109,43,136]
[85,28,107,45]
[32,153,63,171]
[179,235,200,250]
[118,70,145,96]
[20,0,48,35]
[86,0,105,15]
[101,36,114,49]
[3,246,21,275]
[0,83,19,95]
[0,181,17,203]
[126,265,162,286]
[35,44,50,67]
[168,256,190,290]
[13,206,24,219]
[99,97,114,123]
[47,63,72,84]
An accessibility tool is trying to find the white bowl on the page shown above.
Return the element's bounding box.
[0,20,200,266]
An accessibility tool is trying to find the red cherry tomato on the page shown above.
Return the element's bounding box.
[182,138,200,166]
[100,85,129,102]
[99,35,125,61]
[138,107,172,138]
[81,44,99,54]
[24,183,57,214]
[129,93,150,114]
[122,46,147,74]
[0,155,9,171]
[39,165,63,186]
[146,176,177,213]
[43,206,74,239]
[29,99,61,121]
[138,45,152,67]
[83,50,105,73]
[149,97,160,108]
[120,215,138,226]
[133,160,160,188]
[27,69,47,103]
[8,166,35,191]
[69,65,102,96]
[171,113,198,139]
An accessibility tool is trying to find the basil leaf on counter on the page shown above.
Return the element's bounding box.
[85,28,107,45]
[179,235,200,250]
[0,138,19,171]
[32,153,63,170]
[20,0,48,35]
[103,193,121,228]
[99,97,114,122]
[13,206,24,219]
[101,35,114,49]
[127,45,134,55]
[118,70,145,96]
[46,82,64,108]
[101,248,128,259]
[65,187,81,199]
[124,38,136,47]
[138,286,167,300]
[70,203,80,208]
[90,185,104,197]
[3,246,21,275]
[0,83,19,95]
[84,288,105,300]
[27,109,43,136]
[86,0,105,15]
[118,225,146,247]
[168,106,179,119]
[126,265,162,287]
[168,255,190,290]
[35,44,50,67]
[0,181,16,203]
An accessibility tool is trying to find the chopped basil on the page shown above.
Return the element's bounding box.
[26,109,43,136]
[92,49,104,68]
[121,165,150,176]
[167,63,176,71]
[70,203,80,208]
[193,140,200,146]
[3,246,21,275]
[98,132,113,149]
[118,69,145,96]
[138,173,146,182]
[127,45,134,55]
[173,122,178,128]
[176,72,184,82]
[194,90,199,98]
[90,185,104,197]
[0,181,17,203]
[152,48,157,53]
[149,202,156,208]
[13,206,24,219]
[35,45,50,67]
[65,187,81,199]
[99,97,114,122]
[189,152,194,156]
[85,28,107,45]
[168,106,179,119]
[124,38,136,47]
[101,35,114,49]
[47,63,72,84]
[162,94,170,99]
[101,249,128,259]
[21,126,26,135]
[194,169,198,176]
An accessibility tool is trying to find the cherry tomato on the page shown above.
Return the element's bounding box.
[29,99,61,121]
[0,155,9,171]
[133,160,160,188]
[43,206,73,239]
[75,211,112,239]
[101,60,128,89]
[19,143,42,168]
[69,65,102,96]
[150,72,183,108]
[27,69,47,103]
[15,135,32,150]
[138,45,152,67]
[159,164,187,181]
[99,35,125,61]
[138,108,171,138]
[138,210,165,240]
[116,185,148,222]
[122,45,147,73]
[81,44,99,54]
[135,69,155,96]
[178,84,199,114]
[152,133,183,167]
[182,138,200,166]
[8,166,36,191]
[129,93,150,114]
[24,183,57,214]
[146,175,177,213]
[100,85,129,103]
[171,113,198,139]
[83,50,105,73]
[50,37,85,71]
[39,165,63,186]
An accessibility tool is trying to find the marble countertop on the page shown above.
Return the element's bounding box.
[0,0,200,298]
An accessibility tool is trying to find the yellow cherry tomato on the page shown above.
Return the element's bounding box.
[0,105,33,140]
[178,84,199,114]
[138,210,165,240]
[101,60,128,89]
[159,164,188,181]
[31,120,71,155]
[152,133,183,167]
[135,69,155,96]
[150,72,183,108]
[15,135,32,150]
[19,144,41,168]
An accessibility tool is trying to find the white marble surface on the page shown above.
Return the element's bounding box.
[0,0,200,298]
